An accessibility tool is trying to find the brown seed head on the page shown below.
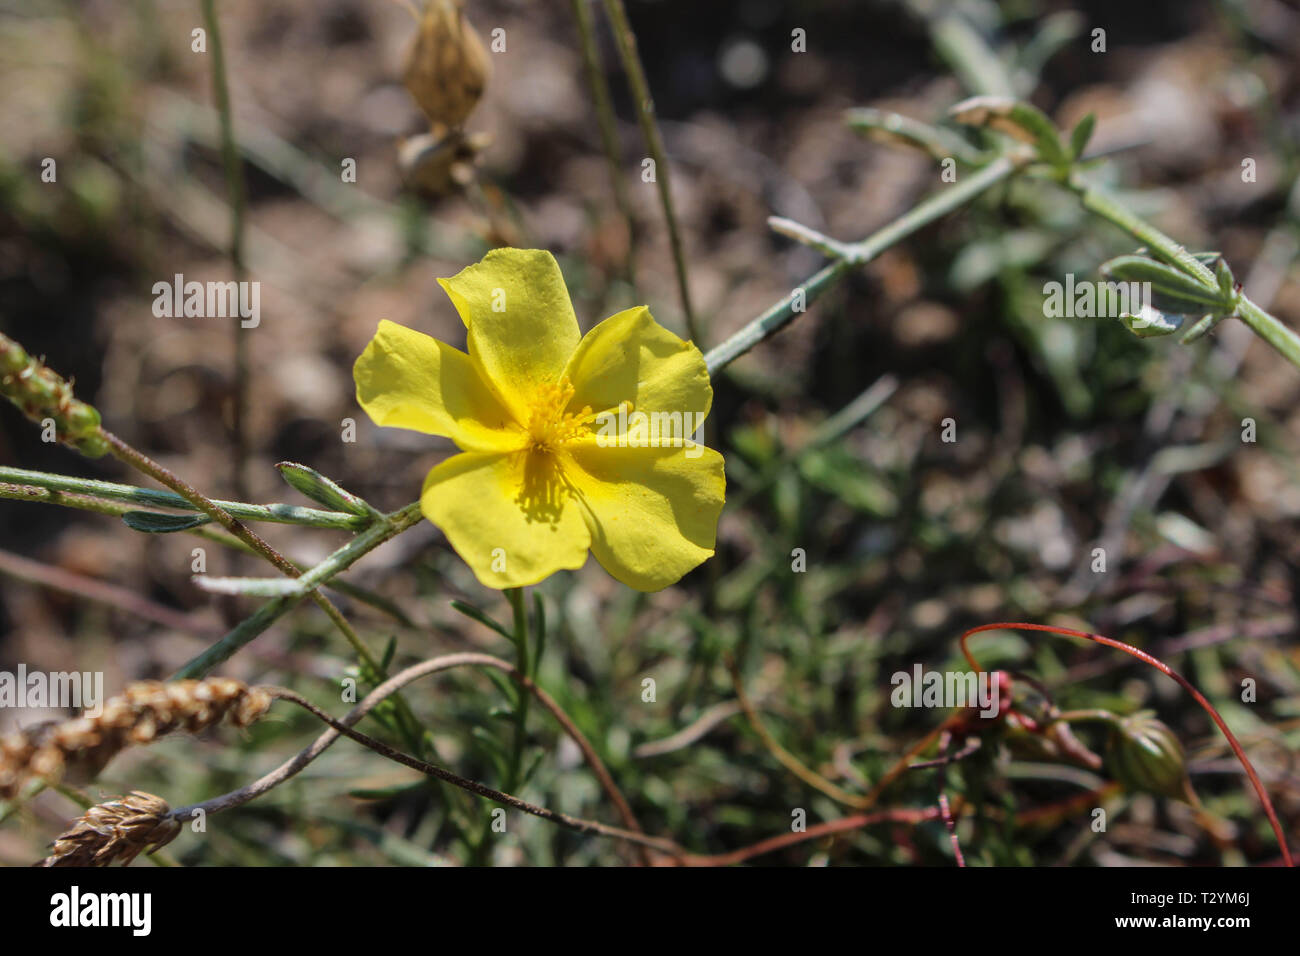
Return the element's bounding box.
[38,791,182,867]
[0,677,272,798]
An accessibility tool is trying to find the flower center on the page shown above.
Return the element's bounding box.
[525,378,592,453]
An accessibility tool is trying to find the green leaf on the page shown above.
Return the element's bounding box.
[449,599,513,640]
[949,96,1068,166]
[844,108,988,165]
[1213,256,1237,300]
[275,461,378,518]
[379,635,397,673]
[1118,306,1189,338]
[1068,113,1096,160]
[1099,255,1231,311]
[531,592,546,678]
[192,575,307,597]
[122,511,211,533]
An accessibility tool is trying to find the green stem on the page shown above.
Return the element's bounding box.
[600,0,698,343]
[1071,176,1216,283]
[0,466,369,530]
[199,0,251,498]
[1233,296,1300,370]
[704,153,1025,374]
[570,0,637,287]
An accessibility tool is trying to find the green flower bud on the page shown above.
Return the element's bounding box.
[0,338,29,375]
[63,401,102,437]
[1106,711,1189,800]
[71,434,111,458]
[0,332,106,458]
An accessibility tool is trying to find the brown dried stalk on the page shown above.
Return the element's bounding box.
[0,678,270,799]
[37,791,181,867]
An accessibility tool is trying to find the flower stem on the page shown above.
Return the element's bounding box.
[600,0,699,343]
[198,0,251,498]
[570,0,637,287]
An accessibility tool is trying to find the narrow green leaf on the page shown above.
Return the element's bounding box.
[1100,255,1231,310]
[276,461,379,519]
[844,108,988,165]
[531,593,546,679]
[192,575,307,597]
[449,599,513,640]
[1119,306,1188,338]
[1068,113,1096,160]
[122,511,211,533]
[949,96,1068,165]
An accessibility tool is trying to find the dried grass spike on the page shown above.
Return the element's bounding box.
[0,676,273,798]
[38,791,181,867]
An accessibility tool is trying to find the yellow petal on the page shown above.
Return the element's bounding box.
[437,249,581,421]
[562,443,725,591]
[564,306,712,426]
[354,320,524,452]
[421,450,591,589]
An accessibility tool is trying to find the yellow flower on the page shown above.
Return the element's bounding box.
[354,248,725,591]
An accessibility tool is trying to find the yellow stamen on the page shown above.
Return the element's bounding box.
[525,378,591,452]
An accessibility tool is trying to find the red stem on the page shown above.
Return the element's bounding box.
[960,622,1293,867]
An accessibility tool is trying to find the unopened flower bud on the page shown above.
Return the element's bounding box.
[1106,711,1189,799]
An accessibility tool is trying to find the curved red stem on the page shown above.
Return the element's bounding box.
[960,622,1293,867]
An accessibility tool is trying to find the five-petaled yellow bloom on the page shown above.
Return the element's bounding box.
[354,248,726,591]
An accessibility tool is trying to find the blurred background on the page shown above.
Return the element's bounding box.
[1,0,1298,865]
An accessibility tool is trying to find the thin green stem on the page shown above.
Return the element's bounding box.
[570,0,637,287]
[600,0,698,343]
[704,153,1026,375]
[0,465,368,530]
[1071,176,1216,283]
[1234,296,1300,370]
[199,0,250,498]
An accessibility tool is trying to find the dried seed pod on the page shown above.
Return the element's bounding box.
[398,125,491,195]
[1106,711,1189,800]
[38,791,181,867]
[403,0,491,129]
[0,677,272,798]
